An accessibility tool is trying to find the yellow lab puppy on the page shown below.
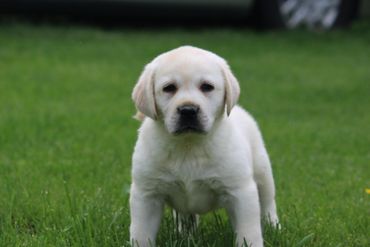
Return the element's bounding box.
[130,46,278,247]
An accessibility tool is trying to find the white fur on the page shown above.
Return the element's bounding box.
[130,46,278,247]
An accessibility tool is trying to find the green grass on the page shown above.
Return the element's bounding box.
[0,21,369,246]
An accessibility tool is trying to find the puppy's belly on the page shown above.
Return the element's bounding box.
[163,181,220,214]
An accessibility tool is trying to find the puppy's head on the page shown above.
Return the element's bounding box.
[132,46,240,135]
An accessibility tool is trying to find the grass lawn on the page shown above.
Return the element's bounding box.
[0,21,369,247]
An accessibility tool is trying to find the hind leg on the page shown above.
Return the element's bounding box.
[253,144,279,226]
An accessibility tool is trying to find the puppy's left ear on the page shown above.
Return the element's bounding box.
[221,62,240,116]
[132,63,158,120]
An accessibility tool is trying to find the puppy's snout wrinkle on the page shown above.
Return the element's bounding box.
[177,105,200,117]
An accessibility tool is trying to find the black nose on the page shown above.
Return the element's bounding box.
[177,105,200,116]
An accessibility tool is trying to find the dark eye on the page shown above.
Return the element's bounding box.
[200,83,214,93]
[163,84,177,93]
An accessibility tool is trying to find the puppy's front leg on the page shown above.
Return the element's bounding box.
[130,183,163,247]
[226,182,263,247]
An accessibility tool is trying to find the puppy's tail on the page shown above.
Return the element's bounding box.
[133,111,146,121]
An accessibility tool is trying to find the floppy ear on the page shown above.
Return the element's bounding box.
[132,63,158,120]
[221,62,240,116]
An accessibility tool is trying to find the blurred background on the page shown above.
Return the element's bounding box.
[0,1,369,247]
[0,0,368,29]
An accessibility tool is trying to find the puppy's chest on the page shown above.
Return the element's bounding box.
[155,166,226,214]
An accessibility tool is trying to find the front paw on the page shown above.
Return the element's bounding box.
[130,237,155,247]
[265,214,280,229]
[236,235,263,247]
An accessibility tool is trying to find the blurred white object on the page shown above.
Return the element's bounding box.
[280,0,340,29]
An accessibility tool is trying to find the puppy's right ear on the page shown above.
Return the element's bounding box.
[132,63,157,120]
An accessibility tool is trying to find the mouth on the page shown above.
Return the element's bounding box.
[174,126,205,134]
[173,121,205,135]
